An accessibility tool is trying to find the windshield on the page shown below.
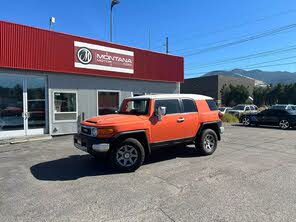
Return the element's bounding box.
[119,99,150,115]
[232,105,245,110]
[271,105,287,110]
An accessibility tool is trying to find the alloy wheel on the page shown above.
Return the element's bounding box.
[116,145,138,167]
[203,134,216,151]
[279,120,289,129]
[242,117,250,126]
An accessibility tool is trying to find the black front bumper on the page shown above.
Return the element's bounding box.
[73,134,112,154]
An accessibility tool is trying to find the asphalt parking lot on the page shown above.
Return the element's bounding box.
[1,125,296,222]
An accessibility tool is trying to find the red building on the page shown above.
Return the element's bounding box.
[0,20,184,138]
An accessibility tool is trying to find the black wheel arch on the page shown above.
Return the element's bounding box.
[111,130,151,157]
[196,121,221,141]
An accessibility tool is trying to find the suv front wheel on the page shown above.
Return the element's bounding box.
[110,138,145,172]
[196,129,218,155]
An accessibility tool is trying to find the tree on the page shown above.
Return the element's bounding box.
[221,84,250,106]
[253,83,296,106]
[253,86,270,107]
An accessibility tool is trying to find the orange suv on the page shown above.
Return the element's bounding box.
[74,94,224,171]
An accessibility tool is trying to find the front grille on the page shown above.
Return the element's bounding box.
[81,126,91,135]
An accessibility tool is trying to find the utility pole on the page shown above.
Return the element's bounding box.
[165,37,169,54]
[110,8,113,42]
[148,30,151,50]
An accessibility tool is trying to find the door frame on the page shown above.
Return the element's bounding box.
[0,73,48,139]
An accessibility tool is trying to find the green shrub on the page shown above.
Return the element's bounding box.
[221,113,239,123]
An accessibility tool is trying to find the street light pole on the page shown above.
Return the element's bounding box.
[110,0,120,42]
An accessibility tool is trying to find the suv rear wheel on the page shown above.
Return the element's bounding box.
[196,129,218,155]
[111,138,145,172]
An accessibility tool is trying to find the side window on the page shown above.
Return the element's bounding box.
[54,92,77,121]
[250,106,255,111]
[154,99,181,114]
[98,91,119,115]
[245,106,250,111]
[206,100,218,111]
[276,110,288,115]
[182,99,197,113]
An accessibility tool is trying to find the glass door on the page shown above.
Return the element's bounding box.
[0,76,25,138]
[26,77,46,135]
[0,75,47,139]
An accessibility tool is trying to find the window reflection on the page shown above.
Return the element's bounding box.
[98,91,119,115]
[0,76,24,131]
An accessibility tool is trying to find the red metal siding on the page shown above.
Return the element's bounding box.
[0,20,184,82]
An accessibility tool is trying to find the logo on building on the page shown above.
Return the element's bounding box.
[77,47,92,64]
[74,41,134,74]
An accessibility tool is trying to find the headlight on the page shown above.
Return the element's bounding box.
[91,127,98,137]
[98,128,114,136]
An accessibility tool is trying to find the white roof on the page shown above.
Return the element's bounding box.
[128,94,213,100]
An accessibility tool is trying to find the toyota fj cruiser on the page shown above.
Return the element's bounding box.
[74,94,224,171]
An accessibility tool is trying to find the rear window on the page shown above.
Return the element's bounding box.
[182,99,197,113]
[154,99,181,114]
[206,100,218,111]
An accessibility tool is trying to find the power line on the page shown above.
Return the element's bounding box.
[181,24,296,57]
[185,60,296,77]
[153,8,296,50]
[243,55,296,68]
[185,44,296,70]
[241,60,296,70]
[177,28,296,55]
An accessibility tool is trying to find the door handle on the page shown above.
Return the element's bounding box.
[22,112,30,119]
[177,117,185,123]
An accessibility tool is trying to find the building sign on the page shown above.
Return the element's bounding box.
[74,41,134,74]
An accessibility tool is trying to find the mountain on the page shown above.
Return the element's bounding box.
[203,69,296,84]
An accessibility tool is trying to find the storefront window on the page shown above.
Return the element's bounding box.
[98,91,119,115]
[54,92,77,121]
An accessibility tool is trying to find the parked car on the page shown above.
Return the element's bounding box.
[74,94,224,171]
[271,104,296,111]
[218,107,232,114]
[240,109,296,129]
[228,104,258,117]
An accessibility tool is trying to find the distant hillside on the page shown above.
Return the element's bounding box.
[203,69,296,84]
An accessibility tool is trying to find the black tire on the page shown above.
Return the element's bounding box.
[196,129,218,156]
[110,138,145,172]
[279,119,290,130]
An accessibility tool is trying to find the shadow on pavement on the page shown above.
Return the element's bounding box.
[232,123,296,130]
[30,145,202,181]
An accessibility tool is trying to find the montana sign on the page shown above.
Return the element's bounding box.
[74,41,134,74]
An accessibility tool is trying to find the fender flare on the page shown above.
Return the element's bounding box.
[196,121,222,141]
[112,130,151,156]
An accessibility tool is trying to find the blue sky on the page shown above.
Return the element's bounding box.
[1,0,296,78]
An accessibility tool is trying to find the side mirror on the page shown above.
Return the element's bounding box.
[155,106,167,121]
